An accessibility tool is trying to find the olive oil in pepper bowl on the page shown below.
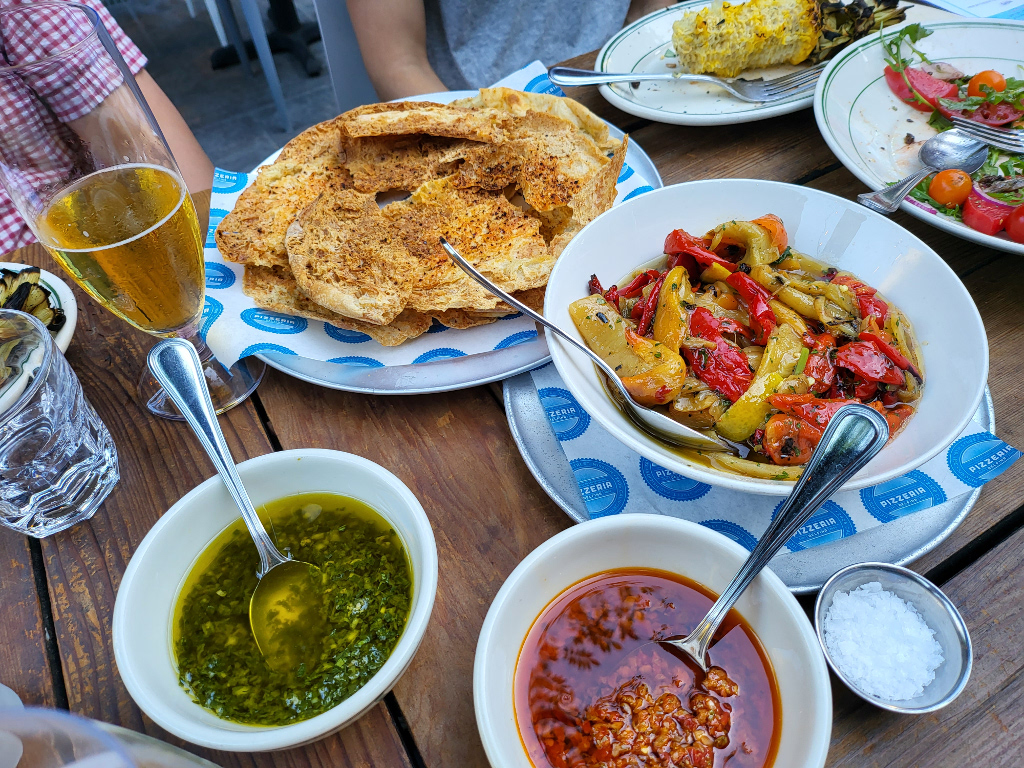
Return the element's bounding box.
[112,449,438,751]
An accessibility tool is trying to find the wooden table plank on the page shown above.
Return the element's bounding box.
[6,198,413,767]
[0,533,58,708]
[826,523,1024,766]
[254,369,571,768]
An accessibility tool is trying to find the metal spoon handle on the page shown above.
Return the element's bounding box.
[148,338,289,575]
[858,167,934,214]
[439,238,621,382]
[684,405,889,655]
[548,66,677,87]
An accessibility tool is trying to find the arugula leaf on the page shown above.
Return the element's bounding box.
[927,110,953,131]
[907,176,963,220]
[880,23,933,73]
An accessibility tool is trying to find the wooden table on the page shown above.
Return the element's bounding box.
[3,51,1023,768]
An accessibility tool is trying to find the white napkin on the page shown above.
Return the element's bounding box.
[529,363,1021,553]
[201,61,655,369]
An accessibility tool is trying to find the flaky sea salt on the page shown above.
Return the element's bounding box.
[823,581,944,701]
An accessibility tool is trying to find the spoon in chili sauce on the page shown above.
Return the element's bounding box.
[440,238,732,453]
[665,404,889,672]
[148,339,326,674]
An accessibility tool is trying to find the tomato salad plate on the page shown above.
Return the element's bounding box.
[815,19,1024,255]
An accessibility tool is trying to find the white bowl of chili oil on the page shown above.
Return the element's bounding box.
[543,179,988,495]
[474,514,831,768]
[112,449,438,751]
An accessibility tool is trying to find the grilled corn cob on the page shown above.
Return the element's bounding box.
[671,0,905,78]
[672,0,821,78]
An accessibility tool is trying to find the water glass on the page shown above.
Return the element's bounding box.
[0,707,220,768]
[0,310,118,537]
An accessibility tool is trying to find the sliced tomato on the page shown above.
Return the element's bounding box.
[962,191,1009,235]
[939,100,1024,126]
[883,65,959,112]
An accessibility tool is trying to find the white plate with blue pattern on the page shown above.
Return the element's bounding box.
[255,90,663,394]
[503,371,992,593]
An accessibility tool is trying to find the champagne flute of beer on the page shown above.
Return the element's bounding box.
[0,1,263,419]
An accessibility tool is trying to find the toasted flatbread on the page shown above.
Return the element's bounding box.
[242,264,432,346]
[286,182,416,325]
[456,110,613,213]
[453,88,620,153]
[340,103,512,144]
[549,137,628,258]
[215,116,346,268]
[383,176,553,313]
[342,134,478,194]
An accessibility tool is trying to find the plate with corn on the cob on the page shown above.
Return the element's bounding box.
[594,0,933,125]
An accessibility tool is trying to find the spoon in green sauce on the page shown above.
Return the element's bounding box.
[148,339,326,674]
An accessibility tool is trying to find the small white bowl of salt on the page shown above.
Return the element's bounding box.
[814,562,972,714]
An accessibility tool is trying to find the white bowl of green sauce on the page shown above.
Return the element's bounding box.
[112,449,438,751]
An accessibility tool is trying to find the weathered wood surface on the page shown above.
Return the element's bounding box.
[0,533,57,708]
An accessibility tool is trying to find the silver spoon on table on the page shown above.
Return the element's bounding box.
[662,404,889,672]
[439,237,731,453]
[858,130,987,214]
[148,339,326,673]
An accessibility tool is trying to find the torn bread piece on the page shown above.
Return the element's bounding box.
[286,182,416,325]
[215,116,346,269]
[242,264,432,346]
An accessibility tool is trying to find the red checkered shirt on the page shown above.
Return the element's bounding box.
[0,0,147,256]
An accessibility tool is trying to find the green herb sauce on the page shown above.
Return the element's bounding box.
[173,493,412,726]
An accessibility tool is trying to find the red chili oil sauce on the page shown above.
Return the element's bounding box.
[514,568,781,768]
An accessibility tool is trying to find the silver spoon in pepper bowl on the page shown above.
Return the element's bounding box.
[148,338,327,674]
[661,404,889,672]
[440,237,732,453]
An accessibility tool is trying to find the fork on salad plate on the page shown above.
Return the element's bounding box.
[949,116,1024,155]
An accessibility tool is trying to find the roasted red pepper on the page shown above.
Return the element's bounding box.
[588,274,604,296]
[618,269,661,299]
[726,272,777,344]
[603,285,620,305]
[830,274,889,322]
[718,316,753,340]
[638,274,666,336]
[858,294,889,323]
[768,393,866,430]
[802,331,837,395]
[869,402,915,436]
[683,307,753,403]
[666,250,700,281]
[836,341,904,386]
[762,414,823,465]
[664,228,738,273]
[854,378,879,400]
[859,330,921,381]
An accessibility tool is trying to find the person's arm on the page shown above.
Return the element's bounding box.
[347,0,447,101]
[136,70,214,192]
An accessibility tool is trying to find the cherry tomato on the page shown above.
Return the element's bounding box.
[927,169,973,207]
[1006,206,1024,244]
[967,70,1006,99]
